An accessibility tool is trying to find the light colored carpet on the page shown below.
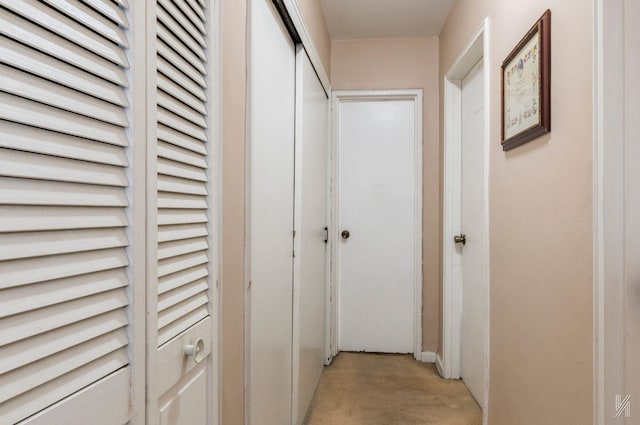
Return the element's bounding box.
[303,352,482,425]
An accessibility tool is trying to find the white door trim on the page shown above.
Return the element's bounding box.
[593,1,625,423]
[330,89,423,361]
[442,18,490,422]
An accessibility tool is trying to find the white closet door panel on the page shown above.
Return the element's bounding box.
[158,265,209,294]
[158,108,207,142]
[157,0,206,47]
[158,91,207,128]
[157,307,209,346]
[0,206,128,233]
[0,269,128,317]
[0,0,129,67]
[0,228,128,261]
[158,192,208,209]
[0,65,128,126]
[158,209,209,226]
[158,124,208,155]
[158,142,208,169]
[158,57,208,101]
[0,310,127,376]
[0,351,128,425]
[158,175,208,195]
[157,41,207,88]
[80,0,129,29]
[0,94,128,147]
[171,0,206,34]
[158,74,207,114]
[158,279,209,312]
[0,249,129,290]
[0,37,128,107]
[158,237,208,260]
[0,0,131,422]
[157,252,209,278]
[157,25,205,75]
[156,6,206,61]
[0,177,128,207]
[0,12,127,86]
[0,330,128,403]
[18,369,129,425]
[0,122,128,167]
[0,289,129,345]
[0,149,128,186]
[156,318,212,396]
[159,223,209,243]
[41,0,128,48]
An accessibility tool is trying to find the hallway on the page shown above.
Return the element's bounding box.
[304,353,482,425]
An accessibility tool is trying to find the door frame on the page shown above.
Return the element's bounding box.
[593,0,627,423]
[329,89,424,361]
[441,18,490,419]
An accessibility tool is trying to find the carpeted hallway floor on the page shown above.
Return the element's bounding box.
[304,352,482,425]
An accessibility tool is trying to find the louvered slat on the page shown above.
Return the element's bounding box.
[0,37,129,107]
[0,12,128,86]
[41,0,129,48]
[0,121,129,167]
[0,206,127,233]
[80,0,129,29]
[0,1,131,423]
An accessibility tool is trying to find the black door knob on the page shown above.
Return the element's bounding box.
[341,230,350,240]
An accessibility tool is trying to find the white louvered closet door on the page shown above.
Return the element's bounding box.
[149,0,215,424]
[0,1,132,424]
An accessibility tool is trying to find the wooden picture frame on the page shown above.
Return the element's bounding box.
[501,9,551,151]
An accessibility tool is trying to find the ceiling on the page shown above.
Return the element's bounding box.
[319,0,455,39]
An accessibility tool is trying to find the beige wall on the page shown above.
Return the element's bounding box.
[439,1,593,423]
[220,0,247,424]
[297,0,331,75]
[220,0,330,423]
[331,37,441,352]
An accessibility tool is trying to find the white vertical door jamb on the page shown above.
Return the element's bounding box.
[126,1,147,423]
[442,20,490,423]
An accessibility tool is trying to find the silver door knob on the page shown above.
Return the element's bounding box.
[454,234,466,245]
[184,338,205,363]
[341,230,350,239]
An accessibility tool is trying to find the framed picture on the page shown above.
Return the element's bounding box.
[501,9,551,151]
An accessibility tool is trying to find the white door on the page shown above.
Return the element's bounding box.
[459,59,486,406]
[292,50,329,425]
[248,0,296,423]
[337,93,421,354]
[149,0,216,423]
[0,1,132,423]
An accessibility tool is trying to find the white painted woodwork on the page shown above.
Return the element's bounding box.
[622,0,640,415]
[149,0,215,423]
[336,94,421,354]
[292,50,329,425]
[248,0,296,423]
[459,59,486,406]
[0,1,131,423]
[596,2,640,423]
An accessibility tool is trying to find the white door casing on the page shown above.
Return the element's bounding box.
[460,58,486,406]
[594,0,640,423]
[247,0,296,423]
[292,48,329,425]
[442,19,490,422]
[332,90,423,358]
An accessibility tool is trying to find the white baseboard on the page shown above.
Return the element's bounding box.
[420,351,436,363]
[435,353,445,377]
